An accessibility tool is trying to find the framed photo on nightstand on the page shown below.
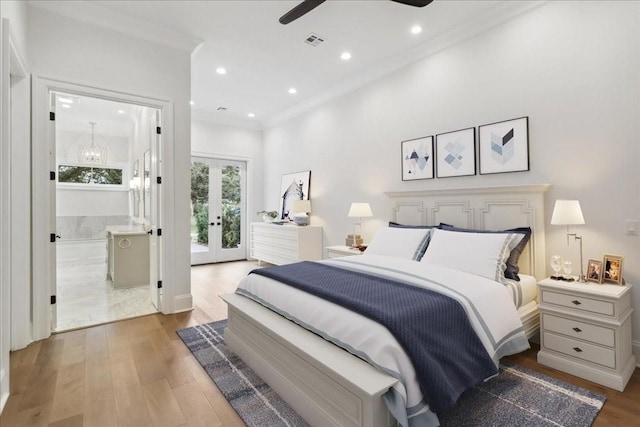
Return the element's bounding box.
[586,259,603,283]
[603,254,624,285]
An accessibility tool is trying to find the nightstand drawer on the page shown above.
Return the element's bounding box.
[543,332,616,369]
[543,314,615,347]
[542,290,614,316]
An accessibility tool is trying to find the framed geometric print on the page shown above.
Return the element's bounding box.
[401,135,434,181]
[435,127,476,178]
[479,116,529,175]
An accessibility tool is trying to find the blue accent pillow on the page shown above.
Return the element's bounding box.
[388,222,439,261]
[440,225,532,281]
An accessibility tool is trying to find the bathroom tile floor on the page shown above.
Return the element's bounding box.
[55,239,157,332]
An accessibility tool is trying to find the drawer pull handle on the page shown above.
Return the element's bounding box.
[571,300,582,306]
[572,327,582,333]
[573,347,583,353]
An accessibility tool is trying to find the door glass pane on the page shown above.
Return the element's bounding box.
[190,161,210,253]
[221,165,241,249]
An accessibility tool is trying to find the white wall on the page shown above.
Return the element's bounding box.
[263,2,640,353]
[191,118,264,247]
[28,6,192,313]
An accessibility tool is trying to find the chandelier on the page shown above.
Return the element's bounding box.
[78,122,107,165]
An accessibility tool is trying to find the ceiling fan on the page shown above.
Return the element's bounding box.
[279,0,434,25]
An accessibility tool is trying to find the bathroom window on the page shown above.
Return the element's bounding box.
[58,165,123,185]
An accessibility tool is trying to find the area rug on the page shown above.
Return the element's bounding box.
[177,320,606,427]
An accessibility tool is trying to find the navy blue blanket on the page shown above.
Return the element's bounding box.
[251,261,497,413]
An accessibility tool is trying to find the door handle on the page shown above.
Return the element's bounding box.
[216,222,221,226]
[209,222,215,226]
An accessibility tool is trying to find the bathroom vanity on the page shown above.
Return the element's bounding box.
[106,227,150,288]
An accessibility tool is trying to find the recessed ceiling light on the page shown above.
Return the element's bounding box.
[340,52,352,61]
[59,97,74,104]
[117,110,125,114]
[248,113,255,118]
[190,101,195,106]
[411,25,423,35]
[288,88,297,94]
[61,104,71,109]
[216,67,227,75]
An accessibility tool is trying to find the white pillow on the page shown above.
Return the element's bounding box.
[421,229,524,284]
[364,227,432,260]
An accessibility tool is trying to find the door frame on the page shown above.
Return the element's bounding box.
[191,151,254,261]
[32,77,174,341]
[190,156,247,265]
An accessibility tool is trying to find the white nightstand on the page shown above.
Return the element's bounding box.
[537,277,636,391]
[325,245,364,259]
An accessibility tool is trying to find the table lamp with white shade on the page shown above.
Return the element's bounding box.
[551,199,586,283]
[347,202,373,247]
[292,199,311,226]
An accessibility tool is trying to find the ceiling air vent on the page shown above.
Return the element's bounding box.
[304,33,325,47]
[217,107,227,111]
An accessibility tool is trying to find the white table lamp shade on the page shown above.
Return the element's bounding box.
[551,200,585,225]
[292,199,311,214]
[348,203,373,218]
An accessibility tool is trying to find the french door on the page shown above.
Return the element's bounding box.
[190,157,246,265]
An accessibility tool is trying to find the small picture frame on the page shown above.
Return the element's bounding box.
[586,259,603,284]
[401,136,434,181]
[603,254,624,285]
[435,127,476,178]
[479,116,529,175]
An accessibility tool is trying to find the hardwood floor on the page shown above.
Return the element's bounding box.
[2,260,639,426]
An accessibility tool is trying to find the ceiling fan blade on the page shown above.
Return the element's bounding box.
[279,0,327,25]
[390,0,434,7]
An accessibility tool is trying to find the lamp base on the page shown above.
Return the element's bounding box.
[577,274,586,283]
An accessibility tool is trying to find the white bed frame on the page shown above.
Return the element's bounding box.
[223,184,550,427]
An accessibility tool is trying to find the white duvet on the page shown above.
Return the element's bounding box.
[235,255,530,427]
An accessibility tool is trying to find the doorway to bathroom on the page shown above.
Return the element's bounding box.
[53,92,161,332]
[190,157,247,265]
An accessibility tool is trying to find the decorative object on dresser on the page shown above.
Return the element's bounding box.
[347,202,373,248]
[291,199,311,226]
[257,210,279,222]
[587,259,603,283]
[537,278,636,391]
[602,254,623,285]
[551,199,586,282]
[479,116,529,174]
[326,245,364,259]
[435,127,476,178]
[279,170,311,221]
[401,135,433,180]
[249,222,322,266]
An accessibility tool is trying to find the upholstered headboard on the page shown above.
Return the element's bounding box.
[385,184,551,279]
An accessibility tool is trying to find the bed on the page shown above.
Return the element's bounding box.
[222,184,550,427]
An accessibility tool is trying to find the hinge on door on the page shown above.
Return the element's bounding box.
[50,233,56,243]
[51,295,56,305]
[157,228,162,236]
[157,281,162,289]
[156,126,161,135]
[49,112,55,121]
[156,177,162,184]
[50,171,56,181]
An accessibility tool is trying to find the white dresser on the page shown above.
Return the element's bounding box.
[537,278,635,391]
[250,222,323,265]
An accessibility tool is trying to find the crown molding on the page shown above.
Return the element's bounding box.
[27,1,204,53]
[264,1,547,130]
[192,109,263,132]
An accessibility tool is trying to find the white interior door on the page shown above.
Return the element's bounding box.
[149,109,161,309]
[49,92,58,329]
[190,157,246,265]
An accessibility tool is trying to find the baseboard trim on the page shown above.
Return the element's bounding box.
[167,293,193,314]
[633,340,640,367]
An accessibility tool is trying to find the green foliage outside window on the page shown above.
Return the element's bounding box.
[58,165,123,185]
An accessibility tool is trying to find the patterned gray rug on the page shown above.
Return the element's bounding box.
[177,320,606,427]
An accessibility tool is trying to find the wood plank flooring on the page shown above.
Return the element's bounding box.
[2,260,639,426]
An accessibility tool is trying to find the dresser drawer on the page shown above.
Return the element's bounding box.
[542,314,615,347]
[542,290,614,316]
[543,332,616,369]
